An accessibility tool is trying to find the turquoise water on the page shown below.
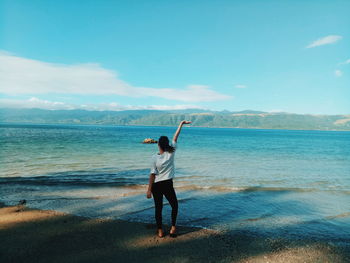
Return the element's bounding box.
[1,123,349,244]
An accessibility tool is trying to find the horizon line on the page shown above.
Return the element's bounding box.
[0,107,349,116]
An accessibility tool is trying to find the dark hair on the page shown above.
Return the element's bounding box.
[158,136,175,153]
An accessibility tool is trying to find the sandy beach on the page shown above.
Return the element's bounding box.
[0,202,348,263]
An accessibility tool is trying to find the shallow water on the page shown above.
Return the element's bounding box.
[1,123,349,244]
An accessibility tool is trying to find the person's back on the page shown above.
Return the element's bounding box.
[151,139,177,183]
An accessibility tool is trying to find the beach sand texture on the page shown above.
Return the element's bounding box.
[0,203,348,263]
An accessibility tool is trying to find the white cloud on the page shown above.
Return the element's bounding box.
[268,109,284,113]
[0,51,231,102]
[235,84,246,89]
[339,58,350,65]
[334,70,343,77]
[143,104,206,111]
[0,97,205,111]
[0,97,76,110]
[306,35,342,48]
[137,85,230,102]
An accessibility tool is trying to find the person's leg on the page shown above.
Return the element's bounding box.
[151,183,164,230]
[163,179,178,228]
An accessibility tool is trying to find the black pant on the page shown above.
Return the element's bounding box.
[151,179,178,229]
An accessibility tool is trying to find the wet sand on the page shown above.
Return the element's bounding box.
[0,203,348,263]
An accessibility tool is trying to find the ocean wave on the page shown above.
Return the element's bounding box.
[325,212,350,220]
[0,176,140,186]
[0,169,149,187]
[175,175,210,180]
[241,213,274,222]
[175,184,321,193]
[1,174,349,196]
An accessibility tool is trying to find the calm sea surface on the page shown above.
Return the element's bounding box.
[1,123,349,244]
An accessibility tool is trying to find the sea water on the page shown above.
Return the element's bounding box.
[1,123,349,244]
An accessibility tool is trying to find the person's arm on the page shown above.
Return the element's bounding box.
[146,173,156,198]
[173,120,192,143]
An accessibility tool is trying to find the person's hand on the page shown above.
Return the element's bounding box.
[146,190,152,199]
[181,120,192,125]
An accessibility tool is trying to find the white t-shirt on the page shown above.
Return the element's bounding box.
[150,141,177,183]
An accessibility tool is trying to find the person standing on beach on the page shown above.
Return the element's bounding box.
[146,120,191,238]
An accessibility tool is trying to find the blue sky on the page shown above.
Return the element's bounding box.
[0,0,349,114]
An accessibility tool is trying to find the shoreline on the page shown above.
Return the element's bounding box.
[1,121,350,132]
[1,203,348,263]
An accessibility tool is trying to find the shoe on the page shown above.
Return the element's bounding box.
[157,229,165,238]
[169,228,177,238]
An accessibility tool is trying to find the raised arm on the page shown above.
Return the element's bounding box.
[173,120,192,143]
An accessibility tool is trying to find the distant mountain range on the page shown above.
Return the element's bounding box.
[1,108,350,131]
